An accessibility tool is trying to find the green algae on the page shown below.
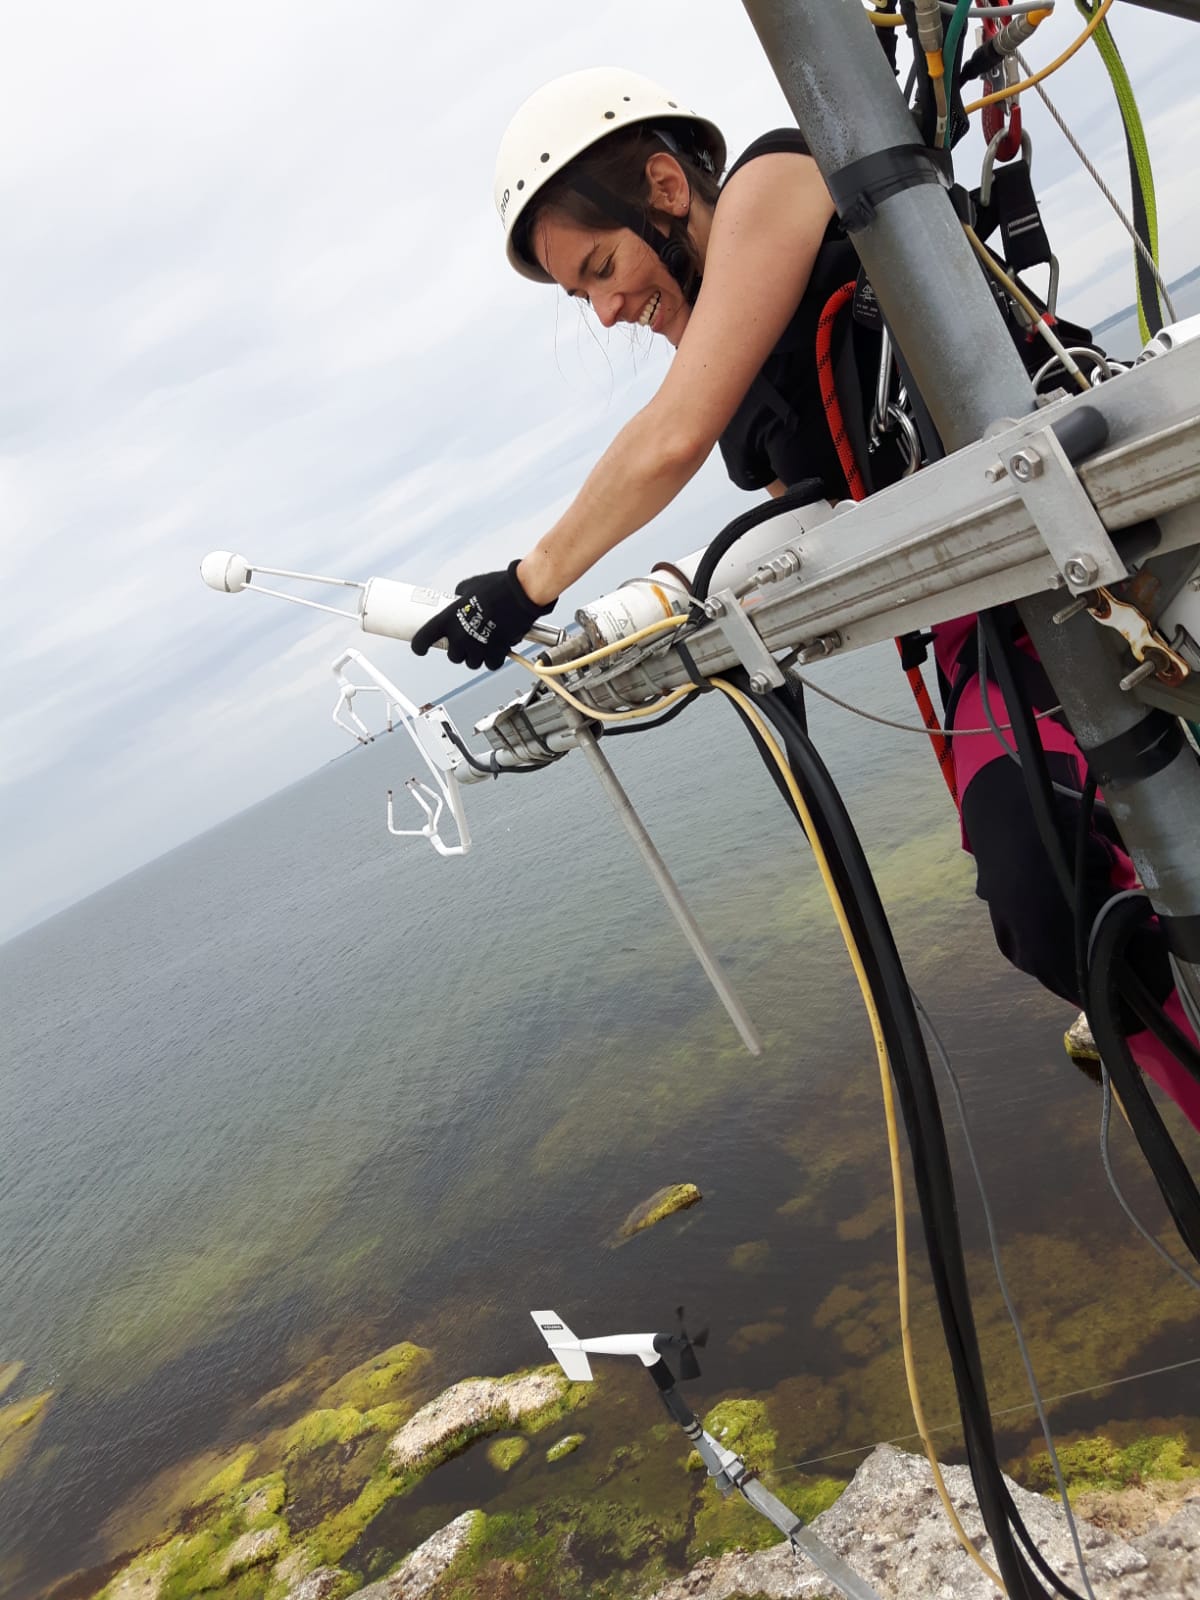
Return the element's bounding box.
[728,1240,771,1273]
[728,1320,785,1354]
[486,1436,529,1472]
[688,1473,845,1562]
[292,1368,588,1573]
[314,1342,430,1411]
[702,1399,777,1472]
[808,1228,1200,1453]
[545,1433,585,1463]
[1016,1429,1199,1498]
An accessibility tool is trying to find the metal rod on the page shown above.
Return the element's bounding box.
[739,1478,884,1600]
[739,0,1200,1014]
[570,719,763,1055]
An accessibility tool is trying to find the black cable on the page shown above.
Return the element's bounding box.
[740,680,1055,1599]
[978,613,1074,903]
[1085,893,1200,1262]
[1120,965,1200,1084]
[1073,773,1099,1010]
[599,693,698,738]
[690,478,824,603]
[444,723,559,777]
[981,615,1200,1259]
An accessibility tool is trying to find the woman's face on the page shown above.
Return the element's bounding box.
[532,212,692,347]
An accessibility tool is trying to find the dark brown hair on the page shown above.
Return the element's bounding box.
[514,122,723,285]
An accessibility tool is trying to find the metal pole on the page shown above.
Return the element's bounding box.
[570,719,764,1055]
[739,0,1200,1012]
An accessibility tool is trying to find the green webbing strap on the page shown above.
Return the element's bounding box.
[1075,0,1165,341]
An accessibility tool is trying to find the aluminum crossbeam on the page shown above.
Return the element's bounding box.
[478,343,1200,750]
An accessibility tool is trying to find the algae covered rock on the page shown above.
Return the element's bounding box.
[387,1370,576,1472]
[618,1182,702,1239]
[486,1436,529,1472]
[221,1523,282,1577]
[315,1342,430,1411]
[353,1508,481,1598]
[546,1433,585,1463]
[282,1568,349,1600]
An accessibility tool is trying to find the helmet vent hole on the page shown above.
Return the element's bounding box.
[540,152,550,162]
[516,179,525,191]
[604,110,615,119]
[668,101,677,108]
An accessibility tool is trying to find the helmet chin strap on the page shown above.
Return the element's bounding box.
[567,171,701,307]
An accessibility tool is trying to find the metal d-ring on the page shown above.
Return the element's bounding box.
[979,128,1032,208]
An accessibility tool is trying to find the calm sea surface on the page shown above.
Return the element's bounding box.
[2,291,1198,1598]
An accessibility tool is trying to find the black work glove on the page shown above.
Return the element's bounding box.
[410,560,556,672]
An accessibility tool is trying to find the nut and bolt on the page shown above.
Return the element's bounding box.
[703,596,726,619]
[1009,448,1044,482]
[748,672,773,695]
[1119,658,1159,693]
[984,461,1008,484]
[1063,553,1100,589]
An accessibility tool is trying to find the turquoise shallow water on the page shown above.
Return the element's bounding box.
[3,289,1199,1598]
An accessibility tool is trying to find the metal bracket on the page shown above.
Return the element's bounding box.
[702,586,786,692]
[995,422,1127,594]
[1087,586,1192,691]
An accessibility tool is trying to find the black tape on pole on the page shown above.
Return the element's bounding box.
[826,145,951,233]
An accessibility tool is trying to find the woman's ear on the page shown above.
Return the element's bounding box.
[643,152,691,216]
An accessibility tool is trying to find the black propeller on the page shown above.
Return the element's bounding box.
[674,1305,709,1382]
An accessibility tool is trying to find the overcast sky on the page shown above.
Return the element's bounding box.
[2,0,1197,942]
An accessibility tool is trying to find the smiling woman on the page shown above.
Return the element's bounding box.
[408,59,1200,1133]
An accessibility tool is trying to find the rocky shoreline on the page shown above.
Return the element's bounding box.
[82,1330,1200,1600]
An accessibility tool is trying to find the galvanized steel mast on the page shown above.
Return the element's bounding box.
[738,0,1200,1017]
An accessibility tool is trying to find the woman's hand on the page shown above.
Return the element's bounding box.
[410,561,557,671]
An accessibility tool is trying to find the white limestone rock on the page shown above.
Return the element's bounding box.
[387,1373,565,1471]
[644,1442,1200,1599]
[352,1510,481,1598]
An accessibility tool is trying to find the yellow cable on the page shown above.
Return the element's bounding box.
[964,0,1115,112]
[963,224,1091,392]
[866,7,908,24]
[712,676,1007,1597]
[508,649,697,723]
[534,614,689,676]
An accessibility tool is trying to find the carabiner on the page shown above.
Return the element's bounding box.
[979,127,1032,209]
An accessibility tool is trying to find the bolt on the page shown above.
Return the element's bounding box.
[1052,596,1091,625]
[1063,553,1100,588]
[1009,448,1044,482]
[1189,573,1200,592]
[703,596,725,619]
[1119,658,1158,693]
[984,461,1008,484]
[748,672,772,695]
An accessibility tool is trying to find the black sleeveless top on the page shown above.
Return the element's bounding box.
[716,131,887,499]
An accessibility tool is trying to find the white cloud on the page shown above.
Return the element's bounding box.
[2,0,1196,941]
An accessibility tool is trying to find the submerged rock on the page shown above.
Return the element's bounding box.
[353,1509,481,1597]
[618,1183,703,1239]
[545,1433,585,1463]
[0,1386,54,1483]
[485,1436,529,1472]
[644,1442,1200,1599]
[387,1372,569,1472]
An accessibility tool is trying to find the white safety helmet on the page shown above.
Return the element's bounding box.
[494,67,726,283]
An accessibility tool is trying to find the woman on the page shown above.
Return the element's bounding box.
[412,68,1199,1127]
